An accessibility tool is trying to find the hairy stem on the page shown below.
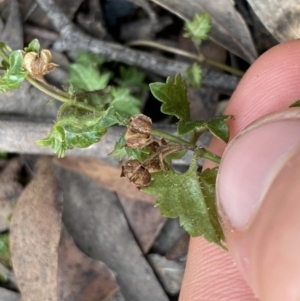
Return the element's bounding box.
[151,128,191,146]
[25,76,97,113]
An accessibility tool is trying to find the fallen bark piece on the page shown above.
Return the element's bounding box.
[0,287,19,301]
[10,157,63,301]
[54,165,169,301]
[54,156,156,203]
[58,229,122,301]
[148,253,185,295]
[117,194,166,253]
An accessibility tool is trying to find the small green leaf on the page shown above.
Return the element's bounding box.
[0,50,27,92]
[119,66,147,91]
[109,134,127,161]
[149,74,190,120]
[68,52,111,91]
[142,152,225,247]
[177,120,207,135]
[207,115,232,143]
[185,63,203,88]
[110,87,141,116]
[289,99,300,107]
[183,12,212,45]
[24,39,40,53]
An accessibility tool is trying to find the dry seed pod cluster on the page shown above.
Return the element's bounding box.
[22,49,58,82]
[121,114,169,188]
[125,114,152,148]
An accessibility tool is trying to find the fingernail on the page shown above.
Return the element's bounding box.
[217,108,300,230]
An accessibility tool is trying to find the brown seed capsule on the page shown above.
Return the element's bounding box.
[128,114,152,135]
[125,114,153,149]
[121,159,151,188]
[23,49,58,81]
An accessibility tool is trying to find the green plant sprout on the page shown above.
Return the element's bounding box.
[0,16,234,248]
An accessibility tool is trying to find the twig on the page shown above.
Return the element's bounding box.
[0,118,212,166]
[34,0,239,92]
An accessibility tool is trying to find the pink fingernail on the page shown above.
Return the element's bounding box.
[217,111,300,230]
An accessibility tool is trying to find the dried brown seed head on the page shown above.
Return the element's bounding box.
[125,115,152,149]
[121,159,151,188]
[125,129,150,148]
[22,49,59,81]
[129,114,152,135]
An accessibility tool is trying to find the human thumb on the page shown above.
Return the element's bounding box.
[217,108,300,301]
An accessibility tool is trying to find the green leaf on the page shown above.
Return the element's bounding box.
[110,87,141,116]
[183,12,212,45]
[142,152,225,247]
[207,115,232,143]
[24,39,40,53]
[185,63,203,88]
[36,107,122,157]
[150,74,209,136]
[149,74,190,120]
[68,52,111,91]
[177,120,207,135]
[119,66,147,91]
[289,99,300,107]
[0,50,27,92]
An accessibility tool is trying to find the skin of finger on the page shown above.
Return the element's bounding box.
[179,39,300,301]
[241,145,300,301]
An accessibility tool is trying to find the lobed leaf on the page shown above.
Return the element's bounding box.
[149,74,190,120]
[183,12,212,45]
[0,50,27,92]
[142,152,225,247]
[119,65,148,91]
[110,87,141,116]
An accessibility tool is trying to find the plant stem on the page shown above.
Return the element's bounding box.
[197,147,221,164]
[0,45,10,63]
[25,76,97,113]
[127,40,244,77]
[151,128,191,146]
[205,58,244,76]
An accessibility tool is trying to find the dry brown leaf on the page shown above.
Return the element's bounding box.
[150,0,257,62]
[117,194,166,253]
[54,165,169,301]
[53,157,155,203]
[148,254,185,295]
[58,229,121,301]
[10,157,63,301]
[247,0,300,42]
